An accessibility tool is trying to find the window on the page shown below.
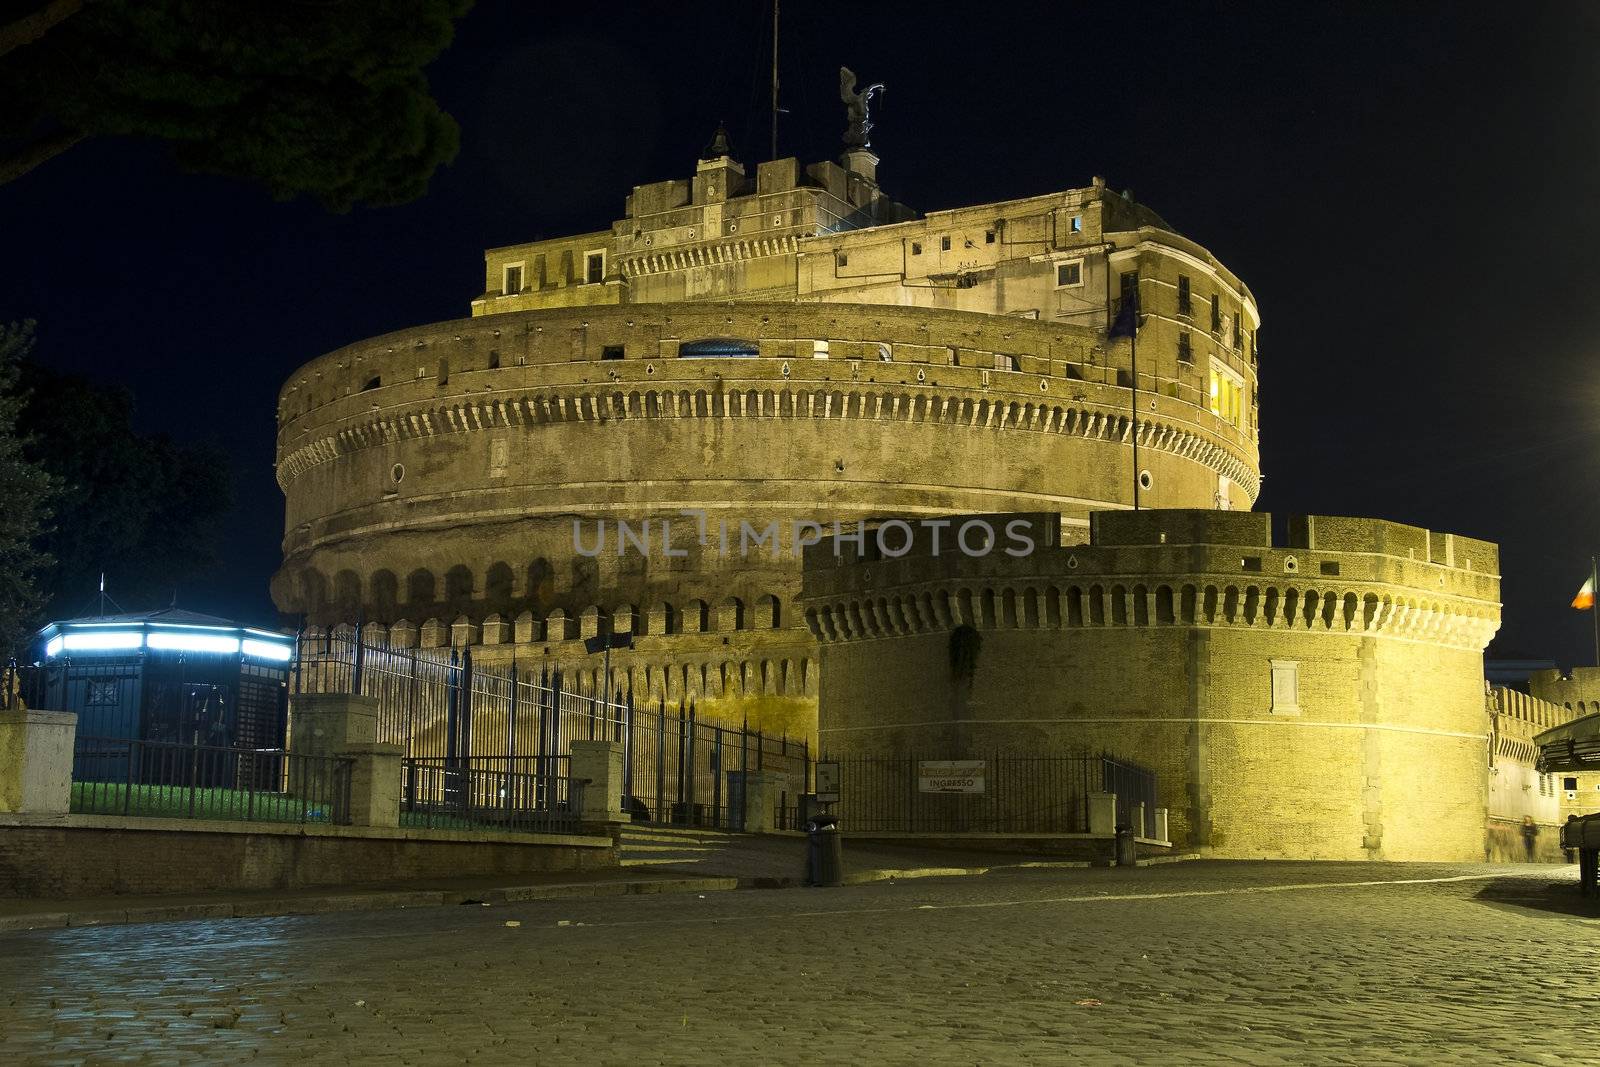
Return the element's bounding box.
[1320,561,1341,576]
[911,241,922,256]
[361,375,381,391]
[1211,294,1222,334]
[993,353,1017,371]
[1566,777,1580,791]
[837,252,849,267]
[488,350,500,369]
[940,235,951,252]
[437,357,449,385]
[1177,333,1192,363]
[1270,659,1300,714]
[1177,275,1191,316]
[985,230,996,244]
[813,339,830,360]
[1209,362,1245,427]
[680,338,758,358]
[585,251,605,284]
[503,264,523,294]
[1055,260,1082,288]
[601,345,624,360]
[1069,215,1083,233]
[1232,316,1243,352]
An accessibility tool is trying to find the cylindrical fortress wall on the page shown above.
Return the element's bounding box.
[800,510,1503,861]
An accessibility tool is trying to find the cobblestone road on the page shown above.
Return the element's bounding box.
[1,861,1597,1065]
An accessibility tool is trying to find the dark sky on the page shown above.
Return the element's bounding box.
[3,2,1598,664]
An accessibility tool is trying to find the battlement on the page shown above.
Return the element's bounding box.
[800,509,1502,651]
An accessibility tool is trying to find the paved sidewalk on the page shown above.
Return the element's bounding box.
[0,833,1129,933]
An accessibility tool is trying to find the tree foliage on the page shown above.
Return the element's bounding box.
[17,360,233,625]
[0,0,474,210]
[0,322,56,655]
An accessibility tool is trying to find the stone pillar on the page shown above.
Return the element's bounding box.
[288,693,378,759]
[343,743,404,827]
[0,710,77,815]
[730,770,786,833]
[1132,802,1147,838]
[1153,808,1170,843]
[1087,792,1117,836]
[570,740,625,826]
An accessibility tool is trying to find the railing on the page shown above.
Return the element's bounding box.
[71,735,352,824]
[1101,756,1158,838]
[821,753,1155,835]
[401,756,583,835]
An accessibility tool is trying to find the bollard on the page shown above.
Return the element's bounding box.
[1114,823,1137,867]
[806,813,844,887]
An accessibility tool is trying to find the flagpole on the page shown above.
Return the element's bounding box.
[1591,555,1598,668]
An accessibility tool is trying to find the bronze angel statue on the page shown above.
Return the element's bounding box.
[840,67,885,149]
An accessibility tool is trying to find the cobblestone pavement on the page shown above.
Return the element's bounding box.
[2,861,1597,1065]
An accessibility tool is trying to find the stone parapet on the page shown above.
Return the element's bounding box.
[0,710,77,816]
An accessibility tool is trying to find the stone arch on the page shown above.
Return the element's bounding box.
[371,570,399,619]
[406,568,436,608]
[1180,585,1197,625]
[1065,586,1084,627]
[717,596,745,632]
[1022,587,1041,628]
[332,569,362,620]
[681,599,709,634]
[1088,585,1105,626]
[1132,584,1150,626]
[299,569,329,613]
[485,561,515,607]
[1001,588,1019,628]
[1155,585,1175,625]
[1203,585,1219,624]
[755,593,781,628]
[525,557,554,610]
[1222,585,1240,623]
[1110,584,1129,626]
[444,564,474,604]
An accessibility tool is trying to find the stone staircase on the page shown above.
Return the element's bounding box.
[618,824,740,869]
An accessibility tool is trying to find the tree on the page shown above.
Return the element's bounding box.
[0,322,56,655]
[16,360,233,624]
[0,0,474,210]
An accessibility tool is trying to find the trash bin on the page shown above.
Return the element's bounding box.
[1114,824,1137,867]
[806,813,844,887]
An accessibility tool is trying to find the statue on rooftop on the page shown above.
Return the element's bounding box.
[839,67,884,149]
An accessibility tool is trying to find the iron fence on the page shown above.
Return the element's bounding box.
[822,753,1155,836]
[71,735,352,824]
[401,756,583,835]
[296,631,810,828]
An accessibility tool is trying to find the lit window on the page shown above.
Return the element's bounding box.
[1054,261,1082,288]
[1070,215,1083,233]
[993,353,1017,372]
[1209,362,1245,427]
[504,264,523,294]
[813,340,830,360]
[585,251,605,284]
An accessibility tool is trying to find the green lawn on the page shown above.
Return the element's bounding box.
[70,781,339,824]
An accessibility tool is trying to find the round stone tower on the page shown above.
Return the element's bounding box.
[272,148,1261,738]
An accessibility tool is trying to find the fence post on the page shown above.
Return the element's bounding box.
[506,659,518,812]
[460,645,474,764]
[686,701,697,824]
[739,714,749,832]
[675,703,687,823]
[654,696,666,823]
[713,725,723,829]
[622,688,635,802]
[352,627,366,695]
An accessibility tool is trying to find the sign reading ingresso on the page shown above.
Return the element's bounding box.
[918,760,986,794]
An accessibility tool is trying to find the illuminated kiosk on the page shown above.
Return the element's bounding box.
[29,609,295,783]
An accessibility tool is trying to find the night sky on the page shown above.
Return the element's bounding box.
[2,2,1597,664]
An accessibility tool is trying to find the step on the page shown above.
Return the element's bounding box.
[620,832,728,847]
[620,856,706,867]
[618,843,721,854]
[621,823,739,838]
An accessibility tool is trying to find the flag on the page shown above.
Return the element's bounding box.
[1573,573,1595,610]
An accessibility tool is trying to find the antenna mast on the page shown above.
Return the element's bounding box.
[770,0,779,160]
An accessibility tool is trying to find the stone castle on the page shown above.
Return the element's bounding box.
[273,117,1580,859]
[272,132,1259,740]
